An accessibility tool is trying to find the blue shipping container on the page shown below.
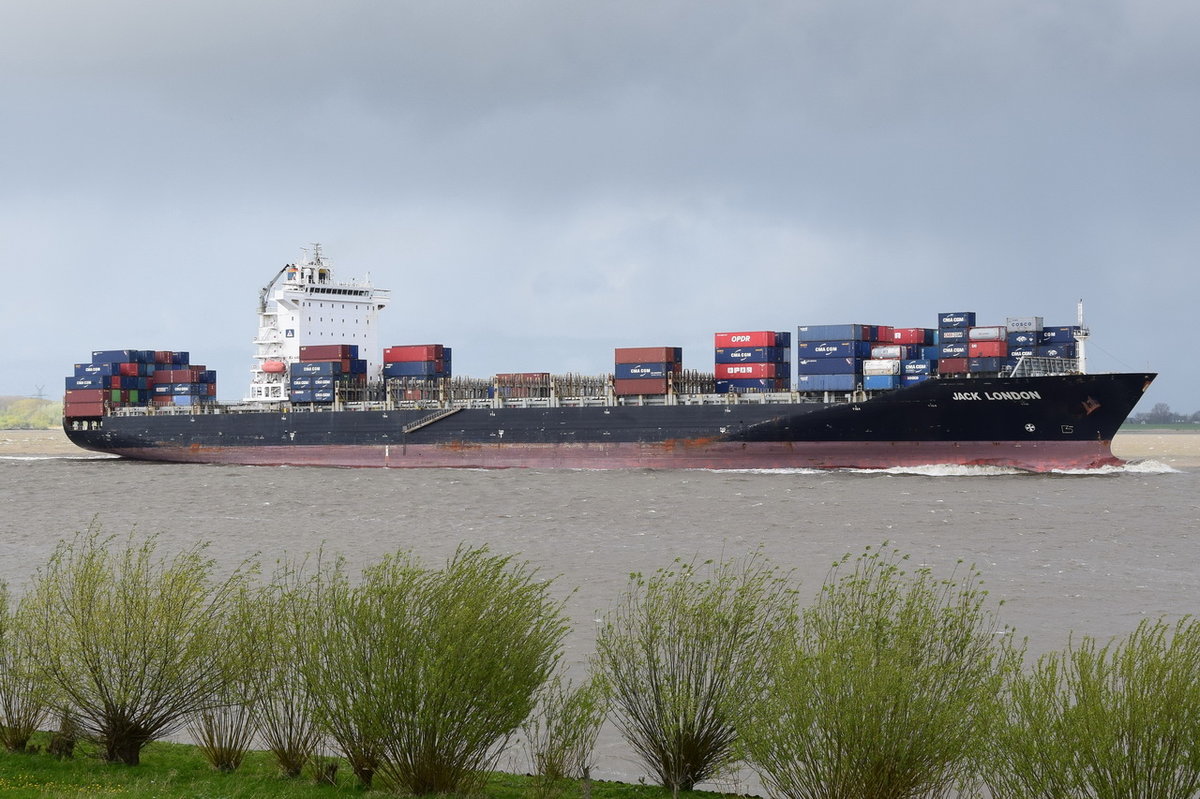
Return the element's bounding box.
[1040,326,1080,343]
[796,324,872,342]
[65,376,104,389]
[938,312,976,329]
[1036,343,1077,358]
[939,343,969,358]
[968,357,1004,373]
[1009,346,1036,358]
[290,361,343,376]
[1007,331,1039,346]
[382,362,442,378]
[795,340,872,358]
[171,395,201,406]
[864,374,899,390]
[796,357,862,375]
[901,359,934,375]
[715,378,791,394]
[74,363,117,377]
[901,374,930,386]
[616,363,675,379]
[714,347,791,364]
[794,374,859,392]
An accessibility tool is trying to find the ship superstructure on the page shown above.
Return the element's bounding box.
[246,244,391,402]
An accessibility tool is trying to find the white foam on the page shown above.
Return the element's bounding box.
[0,454,118,461]
[1052,459,1179,475]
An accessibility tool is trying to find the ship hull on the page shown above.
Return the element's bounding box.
[64,372,1155,471]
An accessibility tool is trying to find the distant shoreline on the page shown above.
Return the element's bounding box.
[5,427,1198,469]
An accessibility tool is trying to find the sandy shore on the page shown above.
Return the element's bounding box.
[4,426,1198,469]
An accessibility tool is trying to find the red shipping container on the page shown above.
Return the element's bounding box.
[939,358,969,374]
[614,378,670,396]
[384,345,444,363]
[65,389,105,403]
[64,401,105,418]
[118,362,141,377]
[300,344,358,361]
[615,347,682,364]
[968,340,1008,358]
[714,331,780,348]
[874,326,894,342]
[891,327,932,345]
[154,350,174,363]
[715,362,785,379]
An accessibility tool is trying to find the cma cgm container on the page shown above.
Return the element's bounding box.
[1041,326,1081,343]
[937,312,976,329]
[795,340,872,359]
[615,363,680,379]
[796,357,862,375]
[714,347,791,363]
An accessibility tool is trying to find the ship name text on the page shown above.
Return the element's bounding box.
[952,390,1043,401]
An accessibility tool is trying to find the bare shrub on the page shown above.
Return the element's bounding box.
[522,672,609,799]
[594,553,797,795]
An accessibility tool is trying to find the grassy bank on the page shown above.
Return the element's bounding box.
[0,735,700,799]
[0,397,60,430]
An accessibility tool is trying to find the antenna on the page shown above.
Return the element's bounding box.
[33,384,45,399]
[1074,299,1090,374]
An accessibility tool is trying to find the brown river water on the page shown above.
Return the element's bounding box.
[2,428,1198,789]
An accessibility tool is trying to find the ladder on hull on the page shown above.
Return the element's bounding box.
[402,407,463,434]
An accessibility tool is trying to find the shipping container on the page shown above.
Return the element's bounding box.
[891,327,934,345]
[968,357,1004,373]
[715,362,786,379]
[901,359,934,375]
[794,374,858,392]
[75,363,117,377]
[968,326,1006,341]
[870,345,913,360]
[63,401,105,418]
[300,344,359,361]
[968,340,1008,358]
[716,331,789,348]
[1005,316,1044,332]
[864,374,899,390]
[290,376,313,389]
[713,347,791,363]
[1040,326,1081,343]
[384,344,445,362]
[715,378,790,394]
[1036,343,1077,359]
[615,347,682,364]
[64,388,105,403]
[939,343,969,358]
[616,362,680,379]
[863,359,901,376]
[937,312,976,329]
[1009,346,1037,358]
[1006,331,1039,346]
[795,340,872,359]
[901,374,930,386]
[614,378,670,396]
[938,328,968,343]
[290,361,343,376]
[65,376,105,390]
[796,357,862,375]
[91,349,144,364]
[939,358,970,374]
[795,324,872,342]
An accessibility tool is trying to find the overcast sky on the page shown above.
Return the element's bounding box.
[3,1,1196,410]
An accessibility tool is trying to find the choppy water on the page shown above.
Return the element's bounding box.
[2,454,1198,788]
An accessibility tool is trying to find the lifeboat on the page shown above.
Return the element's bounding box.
[262,360,287,374]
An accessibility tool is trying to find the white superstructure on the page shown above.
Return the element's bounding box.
[245,244,391,403]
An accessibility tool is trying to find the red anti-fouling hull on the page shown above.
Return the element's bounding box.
[93,439,1121,471]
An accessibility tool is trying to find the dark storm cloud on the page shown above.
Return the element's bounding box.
[2,0,1197,408]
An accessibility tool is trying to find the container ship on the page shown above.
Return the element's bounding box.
[63,246,1155,471]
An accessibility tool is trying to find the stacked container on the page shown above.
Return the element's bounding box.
[614,347,682,396]
[934,312,975,376]
[794,324,888,393]
[713,332,790,394]
[290,344,367,403]
[65,349,213,417]
[382,344,452,379]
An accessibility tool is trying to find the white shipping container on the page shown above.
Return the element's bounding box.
[967,326,1007,341]
[871,345,905,359]
[863,358,901,375]
[1005,316,1044,332]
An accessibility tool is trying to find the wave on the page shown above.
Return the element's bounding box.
[0,454,119,461]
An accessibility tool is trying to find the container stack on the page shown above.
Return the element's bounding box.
[862,327,935,390]
[965,324,1008,375]
[289,344,367,404]
[934,312,975,376]
[614,347,682,396]
[713,332,790,394]
[65,349,213,417]
[382,345,452,380]
[1036,326,1080,360]
[794,324,888,393]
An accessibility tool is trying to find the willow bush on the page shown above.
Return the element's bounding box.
[303,546,569,796]
[594,553,797,795]
[740,545,1007,799]
[0,582,50,752]
[987,617,1200,799]
[522,672,609,799]
[24,528,251,765]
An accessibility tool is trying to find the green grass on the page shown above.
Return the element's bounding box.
[0,735,723,799]
[1119,422,1200,431]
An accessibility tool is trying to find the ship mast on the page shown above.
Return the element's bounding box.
[1074,299,1090,374]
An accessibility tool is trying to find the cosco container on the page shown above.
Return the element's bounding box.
[863,359,901,376]
[615,347,682,363]
[968,326,1006,341]
[713,346,790,363]
[1005,316,1044,332]
[796,357,861,375]
[864,374,899,390]
[616,362,679,379]
[715,331,789,348]
[968,340,1008,358]
[937,312,976,329]
[794,374,858,392]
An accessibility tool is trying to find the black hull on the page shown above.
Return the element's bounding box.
[64,373,1155,471]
